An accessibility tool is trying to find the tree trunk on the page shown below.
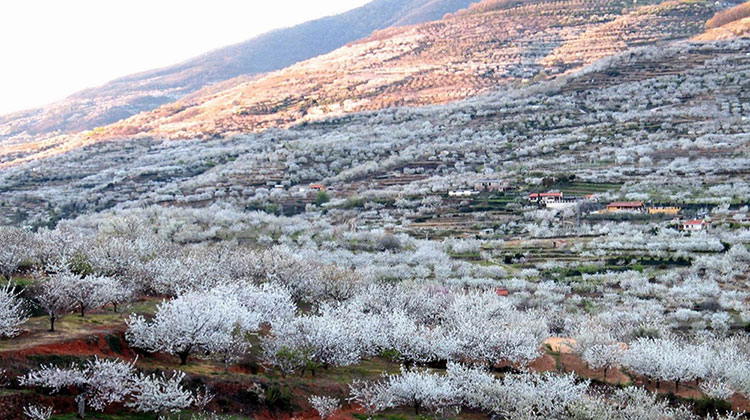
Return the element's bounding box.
[49,315,56,332]
[80,303,86,317]
[603,366,607,381]
[76,394,86,419]
[179,350,190,365]
[675,379,680,392]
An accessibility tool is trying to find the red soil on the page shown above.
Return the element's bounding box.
[0,328,134,361]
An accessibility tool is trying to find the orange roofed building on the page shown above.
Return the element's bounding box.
[606,201,644,213]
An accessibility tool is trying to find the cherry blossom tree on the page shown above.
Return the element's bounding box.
[31,227,83,268]
[380,310,450,368]
[65,274,122,317]
[386,367,459,416]
[0,226,30,282]
[573,321,624,381]
[19,357,137,419]
[443,290,548,367]
[476,372,589,419]
[20,356,202,419]
[348,377,392,418]
[0,282,28,338]
[126,371,197,415]
[623,337,706,392]
[22,405,53,420]
[34,273,76,332]
[309,395,340,419]
[348,363,589,419]
[262,305,362,376]
[126,287,258,365]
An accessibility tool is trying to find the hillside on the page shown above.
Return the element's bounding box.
[0,0,476,143]
[0,37,747,228]
[694,16,750,40]
[89,0,722,141]
[694,1,750,40]
[0,0,738,169]
[2,3,750,419]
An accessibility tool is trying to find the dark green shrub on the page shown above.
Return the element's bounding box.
[265,384,293,410]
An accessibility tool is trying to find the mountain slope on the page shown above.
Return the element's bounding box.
[0,0,476,141]
[0,0,740,169]
[1,38,747,227]
[694,1,750,40]
[92,0,722,140]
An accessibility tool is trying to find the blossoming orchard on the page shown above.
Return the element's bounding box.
[0,3,749,420]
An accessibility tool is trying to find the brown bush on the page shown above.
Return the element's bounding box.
[706,2,750,28]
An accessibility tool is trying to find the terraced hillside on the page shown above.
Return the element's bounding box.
[0,0,737,169]
[88,0,723,141]
[1,38,747,229]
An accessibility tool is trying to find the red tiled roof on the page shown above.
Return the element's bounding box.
[683,220,705,225]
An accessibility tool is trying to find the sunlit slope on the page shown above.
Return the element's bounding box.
[92,0,721,140]
[0,0,476,143]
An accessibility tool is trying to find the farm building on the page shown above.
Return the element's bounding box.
[584,194,599,202]
[648,206,681,215]
[449,190,479,197]
[309,184,326,191]
[680,219,709,231]
[606,201,645,213]
[546,198,579,210]
[474,179,511,192]
[528,192,563,203]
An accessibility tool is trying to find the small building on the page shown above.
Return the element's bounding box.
[479,228,495,237]
[680,220,708,231]
[528,192,564,203]
[448,190,479,197]
[309,184,326,191]
[583,194,599,202]
[648,206,681,215]
[545,195,582,209]
[474,179,511,192]
[606,201,645,213]
[495,288,510,297]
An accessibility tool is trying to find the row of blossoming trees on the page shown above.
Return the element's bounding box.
[0,203,749,419]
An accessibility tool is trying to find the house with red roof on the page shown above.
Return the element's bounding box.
[680,219,709,231]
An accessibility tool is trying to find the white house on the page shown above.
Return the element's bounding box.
[680,220,708,231]
[448,190,480,197]
[528,192,563,203]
